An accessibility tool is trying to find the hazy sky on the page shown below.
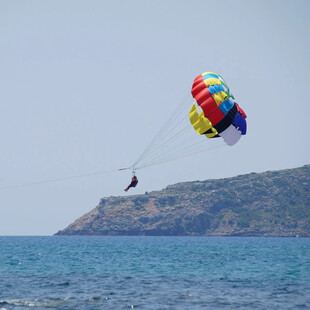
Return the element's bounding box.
[1,0,309,235]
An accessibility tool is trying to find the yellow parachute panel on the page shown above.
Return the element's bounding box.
[212,91,229,106]
[203,78,220,88]
[205,127,218,138]
[188,104,218,137]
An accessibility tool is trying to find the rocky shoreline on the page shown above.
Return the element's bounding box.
[55,165,310,237]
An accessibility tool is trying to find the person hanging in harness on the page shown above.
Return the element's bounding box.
[124,175,138,192]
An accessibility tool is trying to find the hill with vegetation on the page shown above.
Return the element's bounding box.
[55,165,310,237]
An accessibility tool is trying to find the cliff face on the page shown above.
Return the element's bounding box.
[55,165,310,237]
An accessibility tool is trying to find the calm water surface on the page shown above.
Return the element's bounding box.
[0,236,309,309]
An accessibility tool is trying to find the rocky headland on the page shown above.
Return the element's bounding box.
[55,165,310,237]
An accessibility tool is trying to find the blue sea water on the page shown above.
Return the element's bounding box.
[0,237,310,309]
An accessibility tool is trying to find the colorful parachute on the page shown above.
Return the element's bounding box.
[189,72,247,146]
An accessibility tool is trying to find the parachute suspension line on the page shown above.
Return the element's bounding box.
[133,93,193,168]
[132,91,239,171]
[133,94,237,169]
[136,142,226,170]
[138,137,223,168]
[132,86,243,171]
[136,137,226,170]
[134,119,189,167]
[133,94,191,167]
[119,165,137,177]
[134,116,189,168]
[0,168,120,191]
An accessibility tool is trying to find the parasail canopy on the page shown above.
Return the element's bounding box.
[189,72,247,146]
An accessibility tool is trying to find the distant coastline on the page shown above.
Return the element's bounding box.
[55,165,310,237]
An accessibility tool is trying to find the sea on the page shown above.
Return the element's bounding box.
[0,236,310,310]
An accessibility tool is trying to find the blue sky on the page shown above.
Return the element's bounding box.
[1,0,309,235]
